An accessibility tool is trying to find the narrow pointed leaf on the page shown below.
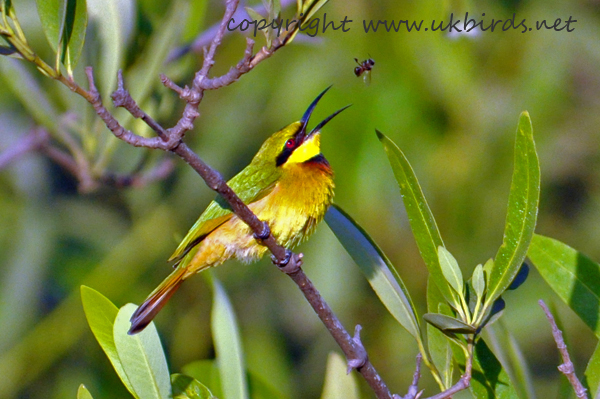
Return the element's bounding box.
[113,304,171,399]
[426,278,454,389]
[424,313,476,334]
[211,277,249,399]
[438,246,464,295]
[245,7,264,25]
[584,341,600,398]
[473,264,485,299]
[80,286,135,396]
[320,352,360,399]
[77,384,94,399]
[61,0,87,72]
[486,112,539,308]
[528,234,600,338]
[325,205,420,340]
[171,374,215,399]
[376,130,456,306]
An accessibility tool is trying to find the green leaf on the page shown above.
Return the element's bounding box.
[245,7,265,23]
[325,205,420,341]
[438,246,464,295]
[35,0,64,53]
[485,323,536,399]
[61,0,87,73]
[424,313,476,334]
[483,258,494,275]
[245,7,268,45]
[35,0,87,73]
[426,278,454,390]
[210,276,249,399]
[300,0,329,23]
[320,352,360,399]
[171,374,216,399]
[113,304,171,399]
[77,384,94,399]
[376,130,456,306]
[584,340,600,398]
[271,0,281,18]
[473,264,485,300]
[486,112,540,309]
[181,360,222,399]
[454,339,520,399]
[80,286,135,396]
[528,234,600,339]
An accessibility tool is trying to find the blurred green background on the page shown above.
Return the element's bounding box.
[1,0,599,398]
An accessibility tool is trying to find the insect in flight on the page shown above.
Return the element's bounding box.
[354,57,375,85]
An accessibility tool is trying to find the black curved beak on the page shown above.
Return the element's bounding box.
[298,86,351,141]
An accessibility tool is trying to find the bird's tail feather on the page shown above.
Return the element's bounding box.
[128,266,187,335]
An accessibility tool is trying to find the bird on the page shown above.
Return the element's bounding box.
[128,87,349,334]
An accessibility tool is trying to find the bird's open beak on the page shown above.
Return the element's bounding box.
[298,86,351,142]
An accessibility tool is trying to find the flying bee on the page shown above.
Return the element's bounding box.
[354,57,375,85]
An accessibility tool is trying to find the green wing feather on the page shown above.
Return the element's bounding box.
[168,162,281,262]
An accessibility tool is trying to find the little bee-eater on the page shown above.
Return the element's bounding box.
[129,87,349,334]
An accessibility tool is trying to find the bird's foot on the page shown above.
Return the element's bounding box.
[346,325,368,374]
[272,250,303,273]
[253,221,271,241]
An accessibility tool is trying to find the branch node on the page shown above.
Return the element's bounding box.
[180,85,201,103]
[253,221,271,241]
[274,251,303,274]
[347,325,368,374]
[111,70,144,118]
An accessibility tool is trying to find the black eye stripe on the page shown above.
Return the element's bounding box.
[276,146,294,166]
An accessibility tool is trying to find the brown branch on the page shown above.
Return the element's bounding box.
[539,300,589,399]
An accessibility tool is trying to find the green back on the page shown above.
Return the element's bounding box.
[168,159,281,262]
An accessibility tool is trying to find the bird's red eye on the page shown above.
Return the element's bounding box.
[285,139,295,148]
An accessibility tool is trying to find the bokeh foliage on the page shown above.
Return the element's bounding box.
[1,0,600,398]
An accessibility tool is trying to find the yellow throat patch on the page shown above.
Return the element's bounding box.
[285,132,321,165]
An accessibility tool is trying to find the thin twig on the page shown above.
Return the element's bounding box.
[394,354,423,399]
[166,0,296,62]
[539,300,589,399]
